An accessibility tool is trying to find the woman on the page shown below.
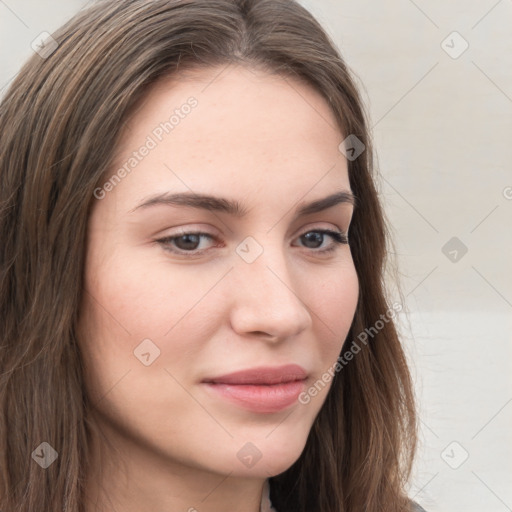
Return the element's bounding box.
[0,1,424,511]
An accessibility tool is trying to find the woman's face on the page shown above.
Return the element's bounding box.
[78,64,359,481]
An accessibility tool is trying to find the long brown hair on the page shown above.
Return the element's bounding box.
[0,1,417,510]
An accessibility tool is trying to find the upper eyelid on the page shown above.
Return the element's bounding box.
[160,223,347,239]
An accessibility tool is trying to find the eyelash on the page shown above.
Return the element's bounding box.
[155,228,349,257]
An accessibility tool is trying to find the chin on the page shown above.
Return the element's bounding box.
[215,425,310,478]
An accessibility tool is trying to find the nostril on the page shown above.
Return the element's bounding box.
[243,331,281,343]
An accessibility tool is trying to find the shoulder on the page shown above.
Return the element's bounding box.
[411,502,428,512]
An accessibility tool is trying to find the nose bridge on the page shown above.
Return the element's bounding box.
[229,236,312,338]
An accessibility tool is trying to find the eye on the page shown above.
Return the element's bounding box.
[294,229,349,254]
[155,228,349,257]
[156,231,217,255]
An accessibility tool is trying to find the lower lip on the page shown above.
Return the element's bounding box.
[203,380,306,413]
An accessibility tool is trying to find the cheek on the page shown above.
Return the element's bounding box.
[83,244,227,340]
[78,247,229,395]
[309,260,359,360]
[292,261,358,410]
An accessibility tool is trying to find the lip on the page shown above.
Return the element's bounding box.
[201,364,308,413]
[202,364,308,385]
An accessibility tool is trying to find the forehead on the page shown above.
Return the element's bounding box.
[104,64,349,210]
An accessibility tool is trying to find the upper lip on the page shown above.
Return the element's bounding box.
[202,364,308,385]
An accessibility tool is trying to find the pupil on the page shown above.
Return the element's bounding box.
[302,232,322,248]
[177,234,200,250]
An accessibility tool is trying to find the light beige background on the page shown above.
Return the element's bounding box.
[1,1,511,511]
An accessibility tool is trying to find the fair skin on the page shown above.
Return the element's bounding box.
[78,64,359,512]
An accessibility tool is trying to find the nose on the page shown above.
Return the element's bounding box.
[228,246,312,342]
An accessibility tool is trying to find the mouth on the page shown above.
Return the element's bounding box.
[201,364,308,413]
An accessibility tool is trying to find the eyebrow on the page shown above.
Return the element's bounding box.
[129,189,356,217]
